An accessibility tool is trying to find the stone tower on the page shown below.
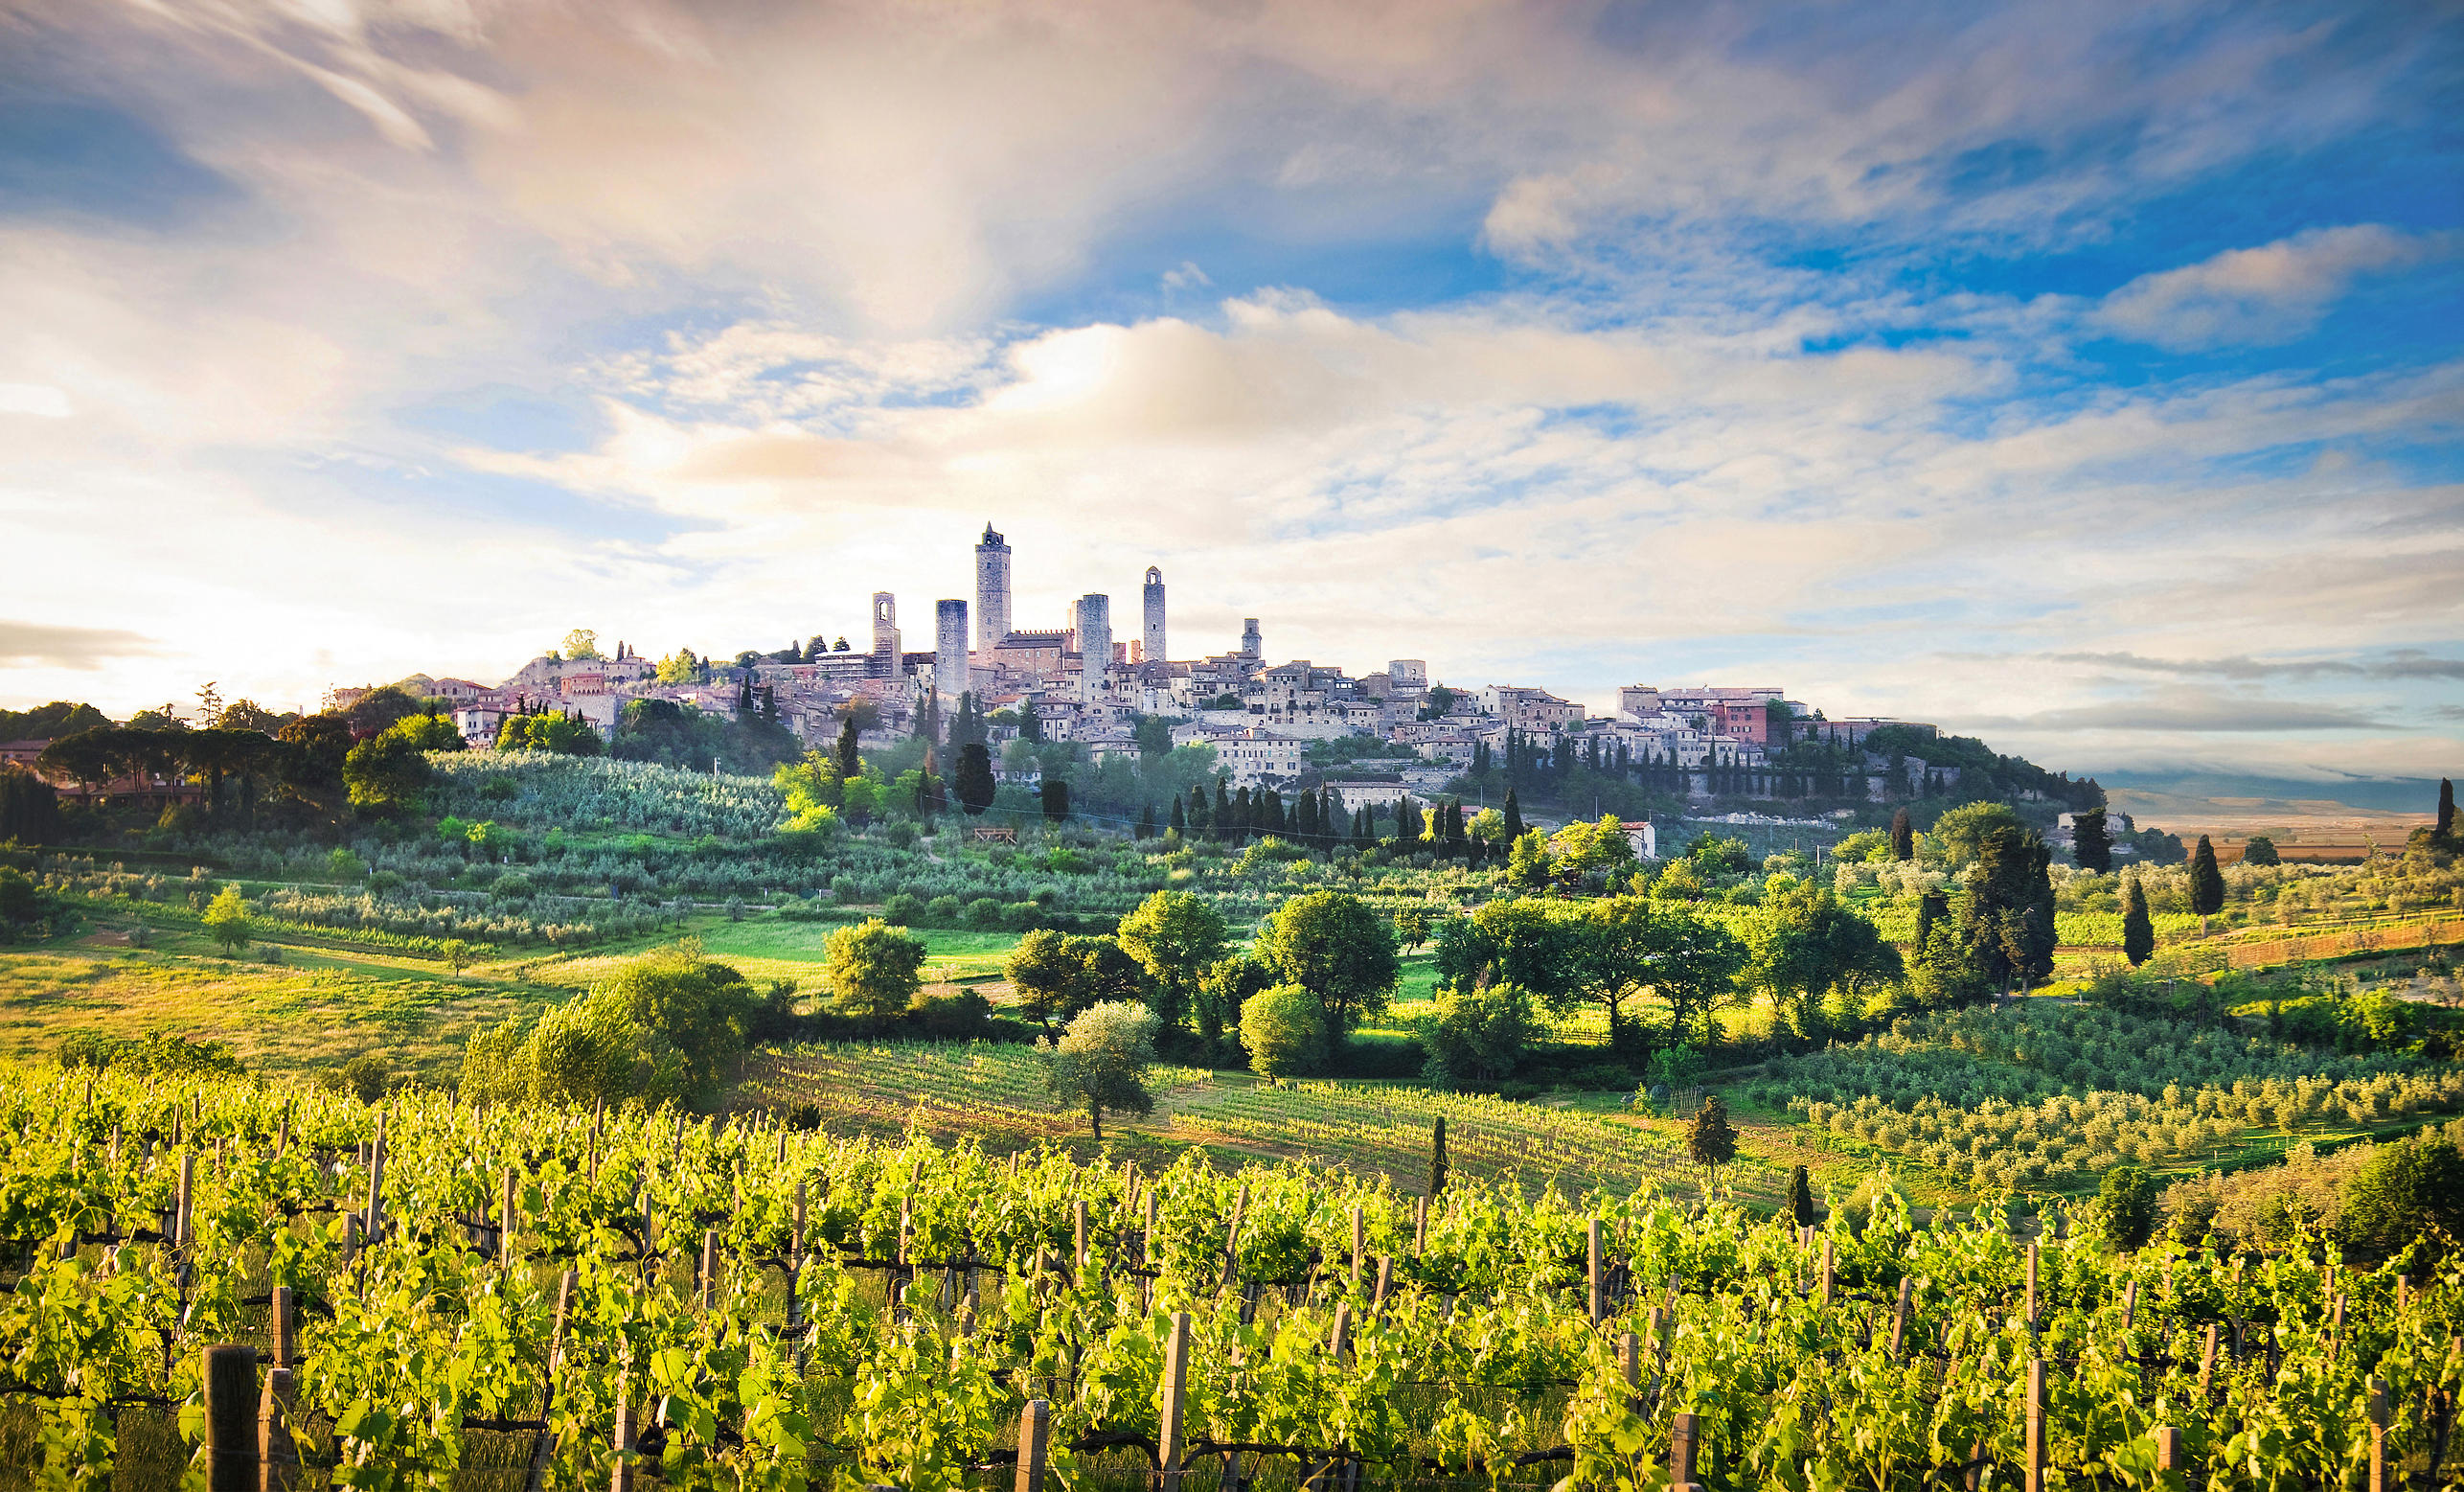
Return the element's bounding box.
[934,599,970,705]
[871,593,898,658]
[974,523,1011,654]
[1075,594,1111,703]
[1142,566,1166,668]
[1241,618,1262,660]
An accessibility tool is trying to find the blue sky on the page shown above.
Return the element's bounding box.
[0,0,2457,792]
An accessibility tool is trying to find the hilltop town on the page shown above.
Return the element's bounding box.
[315,522,2107,846]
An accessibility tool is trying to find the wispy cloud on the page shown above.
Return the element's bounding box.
[2042,651,2464,681]
[0,620,161,670]
[2095,225,2447,350]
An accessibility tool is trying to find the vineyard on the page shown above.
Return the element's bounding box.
[2,1064,2458,1490]
[1757,1004,2464,1189]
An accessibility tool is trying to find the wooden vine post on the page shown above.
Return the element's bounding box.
[1669,1410,1702,1492]
[1015,1399,1052,1492]
[610,1372,636,1492]
[2153,1426,2181,1474]
[701,1228,719,1313]
[2024,1359,2046,1492]
[521,1270,578,1492]
[2369,1375,2391,1492]
[202,1343,258,1491]
[1819,1235,1834,1307]
[1587,1219,1605,1325]
[1889,1276,1913,1359]
[1157,1311,1192,1492]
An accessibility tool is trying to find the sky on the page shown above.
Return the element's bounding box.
[0,0,2459,794]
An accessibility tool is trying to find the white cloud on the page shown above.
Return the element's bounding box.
[2096,225,2443,350]
[0,383,72,419]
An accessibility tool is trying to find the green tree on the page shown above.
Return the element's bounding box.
[1006,928,1088,1034]
[1751,884,1904,1043]
[835,717,862,779]
[1239,985,1325,1082]
[2188,836,2225,917]
[2071,807,2112,873]
[2095,1164,2158,1250]
[0,866,45,929]
[1117,889,1228,1034]
[1504,830,1553,891]
[1686,1092,1738,1180]
[496,712,603,755]
[821,918,927,1029]
[1502,787,1524,842]
[1421,981,1534,1088]
[1197,953,1273,1064]
[560,628,603,661]
[2122,876,2156,967]
[954,743,997,815]
[1253,889,1400,1040]
[1040,775,1071,823]
[2343,1135,2464,1255]
[1929,800,2025,869]
[1788,1164,1817,1228]
[1958,822,2055,993]
[342,725,432,813]
[201,885,252,954]
[2241,834,2281,866]
[1043,1000,1159,1142]
[1888,807,1913,861]
[2440,777,2457,844]
[1394,904,1433,952]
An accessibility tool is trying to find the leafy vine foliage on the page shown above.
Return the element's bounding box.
[0,1066,2456,1489]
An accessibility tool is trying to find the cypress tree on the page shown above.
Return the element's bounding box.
[1788,1164,1817,1228]
[2122,875,2155,966]
[1503,787,1524,842]
[1040,775,1071,823]
[1170,795,1187,835]
[835,718,861,779]
[1427,1115,1448,1197]
[1233,787,1252,842]
[1214,782,1231,839]
[2071,807,2112,874]
[1890,807,1913,861]
[1137,802,1156,839]
[2188,835,2225,917]
[1915,887,1948,951]
[2440,777,2457,844]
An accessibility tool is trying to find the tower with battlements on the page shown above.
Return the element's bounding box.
[934,599,970,705]
[975,524,1011,654]
[1075,594,1111,703]
[1142,566,1166,668]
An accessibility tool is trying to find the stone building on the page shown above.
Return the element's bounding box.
[974,524,1011,654]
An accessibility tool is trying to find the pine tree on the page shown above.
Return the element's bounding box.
[1890,807,1913,861]
[2122,875,2155,966]
[1503,787,1523,842]
[2188,835,2225,917]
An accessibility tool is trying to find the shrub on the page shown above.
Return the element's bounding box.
[910,989,994,1039]
[1241,984,1326,1081]
[925,894,964,927]
[882,892,924,926]
[963,897,1005,930]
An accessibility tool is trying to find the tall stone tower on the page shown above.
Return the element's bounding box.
[1075,594,1111,703]
[974,523,1011,654]
[1241,618,1262,660]
[871,593,898,658]
[1142,566,1166,668]
[934,599,970,705]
